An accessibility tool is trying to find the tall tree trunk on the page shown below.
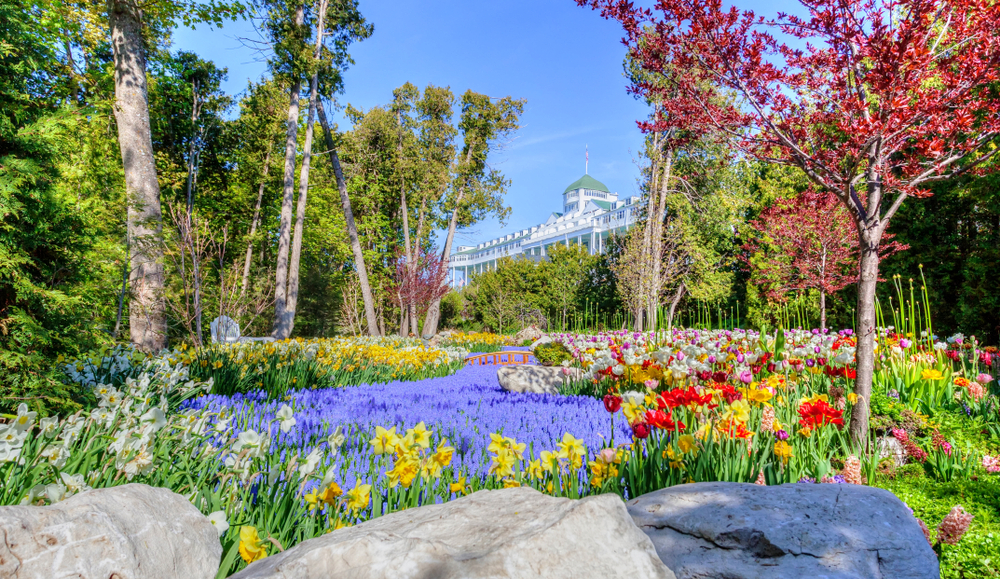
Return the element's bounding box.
[277,0,327,339]
[399,183,411,335]
[667,282,685,331]
[849,232,880,446]
[634,306,644,332]
[423,147,475,338]
[272,3,305,337]
[64,34,78,103]
[422,188,465,337]
[109,0,167,352]
[410,199,427,336]
[648,145,674,330]
[242,150,271,296]
[316,99,380,335]
[185,79,201,217]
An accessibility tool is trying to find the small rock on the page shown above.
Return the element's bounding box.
[529,335,553,349]
[232,487,674,579]
[0,483,221,579]
[628,481,938,579]
[877,436,906,467]
[513,325,544,344]
[497,365,581,394]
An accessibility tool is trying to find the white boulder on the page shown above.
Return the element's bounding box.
[497,365,582,394]
[232,487,674,579]
[0,483,222,579]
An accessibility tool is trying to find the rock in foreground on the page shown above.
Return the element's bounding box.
[0,483,221,579]
[628,481,938,579]
[497,365,581,394]
[233,487,674,579]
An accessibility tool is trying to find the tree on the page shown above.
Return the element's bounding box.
[391,246,450,333]
[584,0,1000,443]
[540,243,597,330]
[422,91,524,337]
[265,0,370,339]
[744,190,905,331]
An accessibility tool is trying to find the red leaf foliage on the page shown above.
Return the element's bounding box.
[741,190,905,300]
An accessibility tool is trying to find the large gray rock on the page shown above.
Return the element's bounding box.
[628,482,938,579]
[0,483,221,579]
[497,365,582,394]
[232,487,674,579]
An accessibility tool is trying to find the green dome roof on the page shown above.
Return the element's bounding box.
[563,174,610,194]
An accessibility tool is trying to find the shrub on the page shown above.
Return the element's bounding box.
[533,342,573,367]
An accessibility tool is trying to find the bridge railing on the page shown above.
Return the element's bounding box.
[465,351,536,366]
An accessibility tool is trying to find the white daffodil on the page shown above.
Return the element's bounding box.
[275,404,296,433]
[298,447,323,478]
[207,511,229,536]
[327,426,345,453]
[233,430,268,458]
[38,415,60,438]
[40,443,70,468]
[214,415,232,434]
[44,483,67,503]
[139,407,167,433]
[60,472,90,496]
[13,404,37,432]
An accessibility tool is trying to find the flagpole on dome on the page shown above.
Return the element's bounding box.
[585,145,589,175]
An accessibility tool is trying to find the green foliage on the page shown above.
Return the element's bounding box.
[881,476,1000,578]
[533,342,573,367]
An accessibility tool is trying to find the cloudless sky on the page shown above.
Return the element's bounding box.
[174,0,791,248]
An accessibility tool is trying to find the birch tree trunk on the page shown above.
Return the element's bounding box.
[410,199,426,336]
[277,0,326,340]
[242,150,270,296]
[109,0,167,352]
[648,147,674,330]
[317,100,380,335]
[666,282,685,331]
[272,3,305,337]
[421,188,464,337]
[399,180,411,336]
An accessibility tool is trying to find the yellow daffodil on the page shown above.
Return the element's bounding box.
[407,422,432,449]
[370,426,400,455]
[386,457,419,488]
[847,392,858,404]
[238,526,268,564]
[489,448,517,477]
[502,477,521,488]
[343,482,371,512]
[449,476,467,494]
[677,434,697,454]
[318,482,342,505]
[774,440,794,464]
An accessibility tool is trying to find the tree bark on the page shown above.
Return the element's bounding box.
[242,150,271,296]
[109,0,167,352]
[422,146,475,338]
[849,229,880,446]
[272,3,305,337]
[410,199,427,336]
[278,0,328,339]
[421,188,464,337]
[317,99,380,336]
[667,281,685,331]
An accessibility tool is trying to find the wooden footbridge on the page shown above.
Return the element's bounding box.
[465,351,536,366]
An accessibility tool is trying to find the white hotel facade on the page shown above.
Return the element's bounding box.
[448,173,642,286]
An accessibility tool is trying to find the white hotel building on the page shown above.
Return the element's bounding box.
[448,173,642,286]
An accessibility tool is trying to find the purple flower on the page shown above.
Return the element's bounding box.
[775,429,789,440]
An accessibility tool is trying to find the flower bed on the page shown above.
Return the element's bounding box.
[5,328,997,577]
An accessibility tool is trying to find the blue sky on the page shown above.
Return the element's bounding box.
[174,0,785,248]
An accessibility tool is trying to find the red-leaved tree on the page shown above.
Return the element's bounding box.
[743,190,905,332]
[393,247,451,335]
[581,0,1000,442]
